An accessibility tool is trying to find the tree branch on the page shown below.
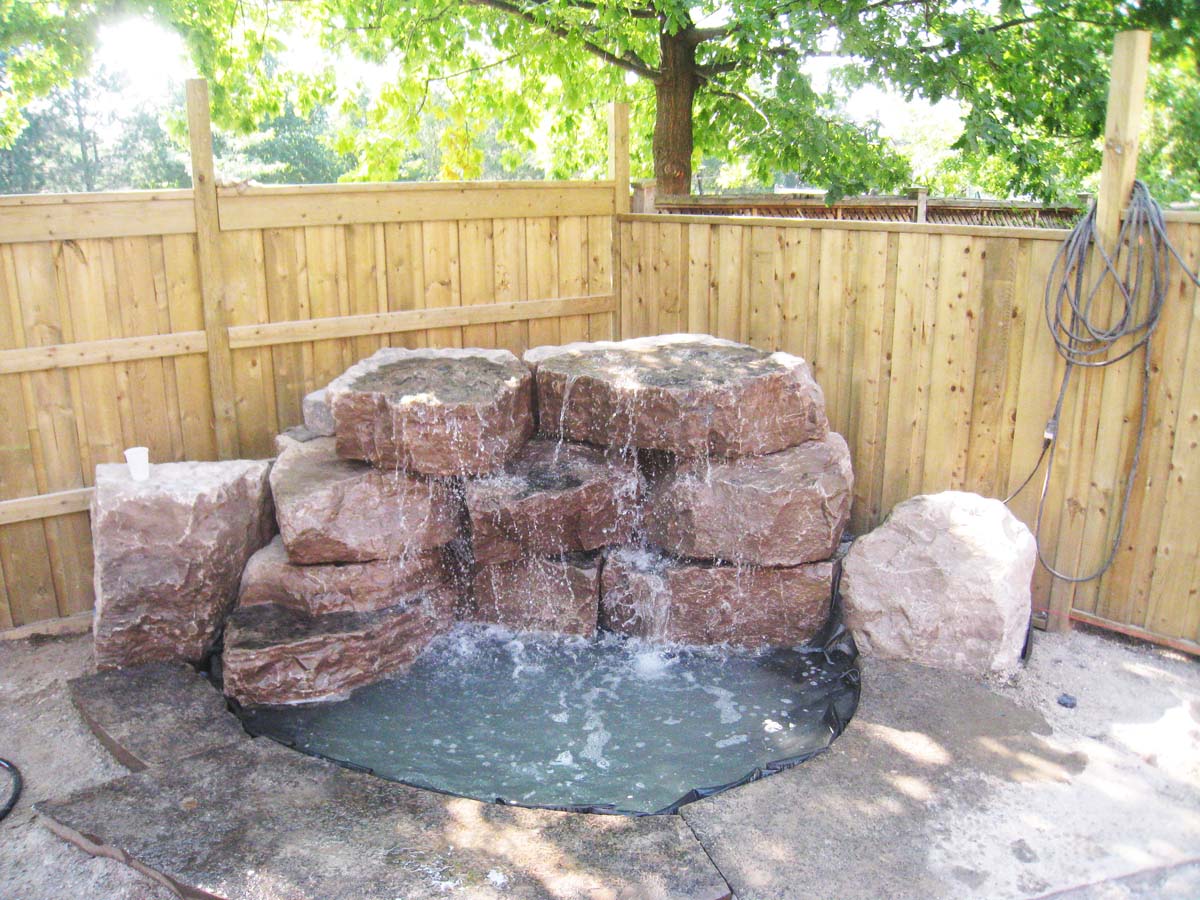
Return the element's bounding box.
[467,0,660,80]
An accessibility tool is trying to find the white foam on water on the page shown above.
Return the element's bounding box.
[715,733,749,749]
[703,685,743,724]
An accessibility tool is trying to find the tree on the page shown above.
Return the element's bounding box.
[3,1,1199,199]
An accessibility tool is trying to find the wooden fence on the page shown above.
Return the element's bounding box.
[653,191,1088,228]
[0,87,626,628]
[618,211,1200,651]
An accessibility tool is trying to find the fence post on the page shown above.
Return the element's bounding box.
[1043,30,1150,633]
[185,79,240,459]
[608,102,630,339]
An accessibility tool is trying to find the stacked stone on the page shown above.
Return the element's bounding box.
[525,334,854,649]
[223,347,537,706]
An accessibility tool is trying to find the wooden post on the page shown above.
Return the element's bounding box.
[186,79,240,459]
[1095,31,1152,251]
[608,102,631,214]
[1043,30,1150,632]
[608,102,630,339]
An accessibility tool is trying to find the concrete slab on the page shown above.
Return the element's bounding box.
[68,662,246,771]
[36,738,731,900]
[682,636,1200,900]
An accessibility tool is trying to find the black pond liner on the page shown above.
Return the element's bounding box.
[231,600,860,817]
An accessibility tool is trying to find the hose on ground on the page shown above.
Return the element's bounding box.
[0,757,21,822]
[1006,181,1200,583]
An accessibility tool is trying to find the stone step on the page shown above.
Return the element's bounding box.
[36,738,731,900]
[270,436,459,565]
[327,346,535,475]
[470,553,601,637]
[644,432,853,566]
[601,547,834,649]
[525,334,827,457]
[222,586,456,706]
[239,535,450,616]
[465,438,639,566]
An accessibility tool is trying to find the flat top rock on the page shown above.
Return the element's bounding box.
[331,346,528,406]
[37,738,730,900]
[94,459,272,503]
[68,662,247,772]
[526,334,803,392]
[271,436,385,493]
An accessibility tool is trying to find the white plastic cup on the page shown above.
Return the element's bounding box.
[124,446,151,482]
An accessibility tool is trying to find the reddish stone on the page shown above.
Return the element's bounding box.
[222,585,456,706]
[91,460,274,670]
[464,439,640,566]
[600,548,832,649]
[470,555,600,637]
[270,437,459,564]
[327,347,535,475]
[238,536,450,616]
[645,432,853,565]
[303,387,335,436]
[525,334,827,458]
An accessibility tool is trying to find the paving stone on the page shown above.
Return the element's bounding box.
[36,738,731,900]
[91,460,275,670]
[239,535,450,616]
[271,437,459,564]
[471,554,601,637]
[222,586,456,706]
[601,547,833,648]
[644,432,853,565]
[465,439,639,566]
[328,346,535,475]
[68,662,246,772]
[526,334,827,457]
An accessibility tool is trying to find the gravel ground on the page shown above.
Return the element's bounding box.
[1,625,1197,899]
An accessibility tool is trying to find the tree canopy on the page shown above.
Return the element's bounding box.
[2,1,1197,199]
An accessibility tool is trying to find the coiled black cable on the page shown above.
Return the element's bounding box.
[0,757,21,822]
[1007,181,1200,582]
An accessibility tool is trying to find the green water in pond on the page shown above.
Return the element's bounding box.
[238,624,859,814]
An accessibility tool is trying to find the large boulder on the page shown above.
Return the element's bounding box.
[464,439,640,566]
[271,437,459,564]
[471,554,600,637]
[222,586,456,706]
[238,536,450,616]
[841,491,1035,676]
[525,334,827,457]
[644,432,853,565]
[600,548,832,649]
[91,460,274,670]
[327,347,535,475]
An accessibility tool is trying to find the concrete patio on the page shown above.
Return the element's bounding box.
[1,625,1197,899]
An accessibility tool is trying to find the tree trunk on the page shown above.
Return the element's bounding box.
[653,29,699,196]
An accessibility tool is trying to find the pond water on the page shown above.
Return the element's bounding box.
[238,624,859,814]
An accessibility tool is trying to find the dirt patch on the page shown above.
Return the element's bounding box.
[0,635,174,900]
